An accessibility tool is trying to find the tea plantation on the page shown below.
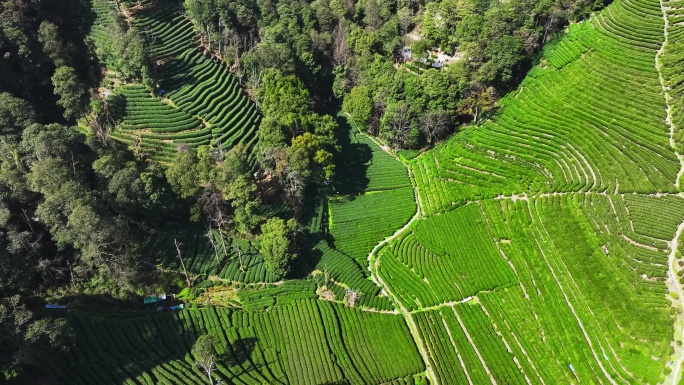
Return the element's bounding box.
[374,0,684,383]
[74,0,260,162]
[54,0,684,383]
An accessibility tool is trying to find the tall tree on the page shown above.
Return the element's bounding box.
[0,295,72,380]
[37,21,68,66]
[381,101,416,149]
[0,93,36,142]
[459,85,496,123]
[259,217,295,279]
[51,66,85,120]
[165,147,201,199]
[342,86,372,127]
[191,334,219,385]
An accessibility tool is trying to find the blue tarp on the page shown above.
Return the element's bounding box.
[45,304,67,309]
[144,293,167,304]
[157,304,184,311]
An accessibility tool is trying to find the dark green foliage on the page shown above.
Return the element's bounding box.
[166,147,202,199]
[96,10,150,82]
[0,296,72,380]
[51,66,86,120]
[342,85,372,126]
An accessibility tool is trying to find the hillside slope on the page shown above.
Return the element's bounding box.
[373,0,684,383]
[49,0,684,383]
[73,0,261,163]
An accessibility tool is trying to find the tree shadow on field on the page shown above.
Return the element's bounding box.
[289,244,324,280]
[23,296,283,384]
[332,115,372,196]
[222,336,281,381]
[157,51,220,94]
[108,92,128,121]
[43,0,103,87]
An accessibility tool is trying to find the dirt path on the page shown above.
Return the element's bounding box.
[664,217,684,384]
[441,316,475,385]
[452,307,498,385]
[655,2,684,383]
[656,0,684,190]
[361,131,437,384]
[620,234,661,251]
[367,211,437,384]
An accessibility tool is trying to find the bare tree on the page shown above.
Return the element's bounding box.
[542,5,564,43]
[419,110,451,145]
[234,242,244,272]
[133,132,143,160]
[514,28,542,54]
[206,227,221,271]
[459,86,496,124]
[85,96,118,146]
[341,0,355,15]
[398,7,413,37]
[175,239,192,287]
[385,102,413,148]
[198,188,231,259]
[282,168,305,216]
[192,334,218,385]
[332,22,350,66]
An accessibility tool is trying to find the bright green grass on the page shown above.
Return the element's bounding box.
[390,193,680,384]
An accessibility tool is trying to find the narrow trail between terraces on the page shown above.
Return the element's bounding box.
[362,135,437,384]
[656,0,684,190]
[664,219,684,385]
[656,1,684,383]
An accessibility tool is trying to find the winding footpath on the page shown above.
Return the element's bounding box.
[665,220,684,385]
[361,135,437,384]
[656,0,684,190]
[366,199,437,384]
[656,1,684,383]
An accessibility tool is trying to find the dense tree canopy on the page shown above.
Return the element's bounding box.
[185,0,607,149]
[259,217,296,279]
[0,295,72,380]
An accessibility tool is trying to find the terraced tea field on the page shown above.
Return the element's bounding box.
[55,0,684,383]
[411,0,681,215]
[370,0,684,383]
[53,301,423,384]
[141,225,277,284]
[329,125,416,264]
[79,0,260,162]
